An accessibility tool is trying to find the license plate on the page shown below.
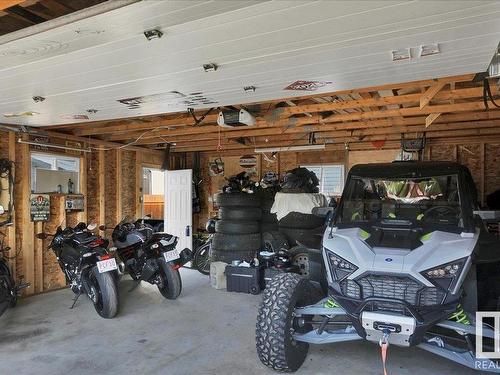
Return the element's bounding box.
[163,249,180,262]
[96,258,118,273]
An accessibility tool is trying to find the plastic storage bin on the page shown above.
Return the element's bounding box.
[225,265,261,294]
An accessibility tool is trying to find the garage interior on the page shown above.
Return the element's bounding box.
[0,1,499,374]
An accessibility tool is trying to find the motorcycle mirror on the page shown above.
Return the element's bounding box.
[0,205,4,215]
[36,233,48,240]
[98,225,106,231]
[87,223,97,231]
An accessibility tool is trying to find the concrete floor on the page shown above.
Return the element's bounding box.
[0,269,484,375]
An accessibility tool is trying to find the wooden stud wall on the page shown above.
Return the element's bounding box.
[0,130,162,295]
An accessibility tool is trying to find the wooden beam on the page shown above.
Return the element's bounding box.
[110,104,500,144]
[40,73,477,132]
[0,0,26,11]
[98,149,105,226]
[277,86,485,117]
[420,81,447,109]
[7,132,16,280]
[37,128,163,155]
[425,113,441,128]
[116,150,122,224]
[18,134,34,295]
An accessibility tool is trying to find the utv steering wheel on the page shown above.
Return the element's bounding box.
[421,206,459,222]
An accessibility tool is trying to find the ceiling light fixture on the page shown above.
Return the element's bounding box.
[391,48,411,62]
[419,43,440,57]
[254,144,325,153]
[32,96,45,103]
[144,29,163,41]
[203,63,218,72]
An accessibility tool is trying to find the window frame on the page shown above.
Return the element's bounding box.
[30,152,81,194]
[301,164,345,196]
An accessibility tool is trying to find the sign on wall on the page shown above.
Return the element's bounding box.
[239,155,257,169]
[30,194,50,222]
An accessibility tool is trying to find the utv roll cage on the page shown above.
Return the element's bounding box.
[335,161,478,233]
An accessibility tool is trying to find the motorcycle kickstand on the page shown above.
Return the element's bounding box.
[69,292,82,309]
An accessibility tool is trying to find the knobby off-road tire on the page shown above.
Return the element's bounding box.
[256,273,321,372]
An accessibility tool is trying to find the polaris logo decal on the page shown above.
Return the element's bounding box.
[385,258,393,262]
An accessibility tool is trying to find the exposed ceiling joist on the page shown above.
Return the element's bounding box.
[420,81,447,109]
[426,113,442,128]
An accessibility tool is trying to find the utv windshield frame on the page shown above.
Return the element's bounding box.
[334,161,478,233]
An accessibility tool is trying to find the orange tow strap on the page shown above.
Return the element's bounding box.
[380,342,389,375]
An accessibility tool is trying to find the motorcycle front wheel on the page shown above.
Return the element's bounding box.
[157,260,182,300]
[194,243,211,276]
[87,266,119,318]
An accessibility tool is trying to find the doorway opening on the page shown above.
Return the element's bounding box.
[142,167,164,220]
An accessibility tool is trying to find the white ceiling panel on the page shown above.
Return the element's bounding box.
[0,0,498,127]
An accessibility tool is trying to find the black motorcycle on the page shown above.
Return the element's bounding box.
[36,222,119,319]
[0,229,29,316]
[105,219,191,299]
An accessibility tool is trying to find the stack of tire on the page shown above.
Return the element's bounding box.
[212,192,262,263]
[259,189,279,234]
[277,211,325,247]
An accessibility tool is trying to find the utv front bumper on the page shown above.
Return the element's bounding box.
[293,297,500,372]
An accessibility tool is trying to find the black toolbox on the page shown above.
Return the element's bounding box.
[225,265,262,295]
[262,266,300,288]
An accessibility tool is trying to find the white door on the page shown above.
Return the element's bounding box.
[164,169,193,251]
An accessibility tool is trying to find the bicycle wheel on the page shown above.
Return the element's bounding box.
[194,242,211,276]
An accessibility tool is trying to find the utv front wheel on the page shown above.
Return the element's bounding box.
[256,273,319,372]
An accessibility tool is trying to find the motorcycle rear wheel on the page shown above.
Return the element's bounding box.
[87,266,119,319]
[157,262,182,299]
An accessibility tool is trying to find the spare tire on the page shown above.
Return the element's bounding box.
[218,207,261,221]
[216,193,260,207]
[215,220,260,234]
[211,248,256,263]
[278,212,325,229]
[212,233,261,252]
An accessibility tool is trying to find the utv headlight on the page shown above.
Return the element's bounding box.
[421,257,468,291]
[326,249,358,281]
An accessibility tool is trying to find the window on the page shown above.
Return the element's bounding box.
[302,164,344,196]
[31,153,80,193]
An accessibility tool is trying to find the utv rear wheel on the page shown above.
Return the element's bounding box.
[88,267,119,319]
[158,261,182,299]
[256,273,320,372]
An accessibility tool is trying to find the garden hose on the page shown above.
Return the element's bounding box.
[449,304,470,325]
